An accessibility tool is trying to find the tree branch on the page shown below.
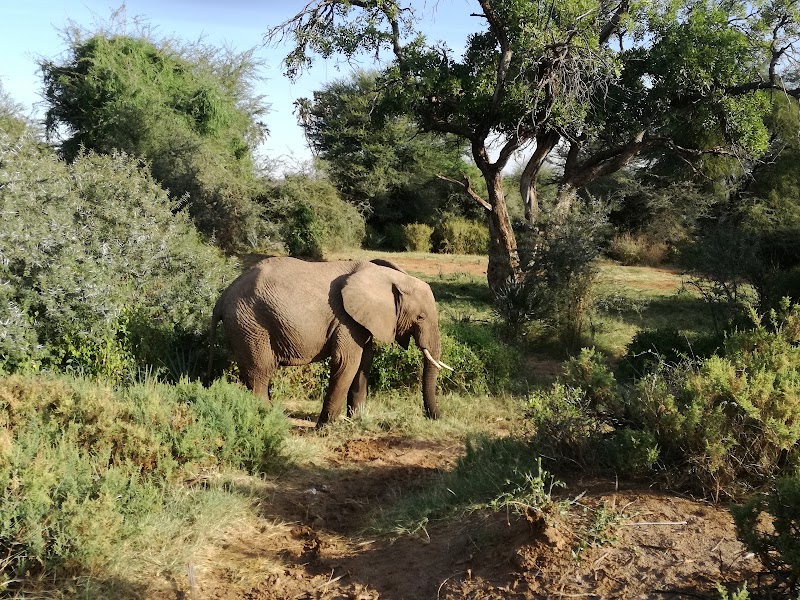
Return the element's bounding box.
[478,0,513,129]
[599,0,630,46]
[437,174,493,211]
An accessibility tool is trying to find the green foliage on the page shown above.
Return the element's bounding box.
[401,223,433,253]
[0,84,29,140]
[0,374,287,588]
[370,333,490,396]
[296,71,473,232]
[607,232,669,266]
[369,343,428,393]
[261,176,366,257]
[529,307,800,497]
[444,321,522,393]
[562,348,619,416]
[716,584,750,600]
[40,30,269,250]
[621,328,723,380]
[286,202,325,259]
[434,216,489,255]
[511,200,611,347]
[0,131,237,380]
[276,0,800,292]
[731,477,800,593]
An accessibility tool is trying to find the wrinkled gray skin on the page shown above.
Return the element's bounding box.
[208,257,444,426]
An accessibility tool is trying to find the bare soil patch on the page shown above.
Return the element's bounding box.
[173,255,760,599]
[169,433,759,600]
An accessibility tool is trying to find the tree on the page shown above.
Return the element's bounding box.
[268,0,800,289]
[40,22,271,250]
[296,71,475,230]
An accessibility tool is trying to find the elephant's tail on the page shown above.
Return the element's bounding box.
[206,298,224,387]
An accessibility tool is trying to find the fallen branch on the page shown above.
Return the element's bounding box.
[625,521,688,526]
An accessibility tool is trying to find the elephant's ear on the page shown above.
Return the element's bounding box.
[369,258,407,274]
[342,267,398,343]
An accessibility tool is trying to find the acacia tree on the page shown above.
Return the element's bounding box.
[268,0,800,289]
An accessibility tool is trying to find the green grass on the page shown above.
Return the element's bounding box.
[1,251,734,596]
[591,261,714,358]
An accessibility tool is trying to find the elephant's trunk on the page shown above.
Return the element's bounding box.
[422,357,440,419]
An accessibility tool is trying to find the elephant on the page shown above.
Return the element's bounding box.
[207,257,452,426]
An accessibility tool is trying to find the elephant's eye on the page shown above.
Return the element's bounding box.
[416,313,426,322]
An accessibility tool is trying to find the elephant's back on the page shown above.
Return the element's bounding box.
[250,256,360,289]
[248,256,361,320]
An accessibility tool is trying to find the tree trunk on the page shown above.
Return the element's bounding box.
[520,131,560,222]
[485,171,521,290]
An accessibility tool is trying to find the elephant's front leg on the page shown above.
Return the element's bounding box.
[347,342,373,418]
[317,351,363,426]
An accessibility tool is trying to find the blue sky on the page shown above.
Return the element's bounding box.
[1,0,480,173]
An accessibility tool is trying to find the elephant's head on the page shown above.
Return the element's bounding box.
[342,263,449,419]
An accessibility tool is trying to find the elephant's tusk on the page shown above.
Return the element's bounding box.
[423,348,454,371]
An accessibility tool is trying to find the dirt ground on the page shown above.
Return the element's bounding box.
[170,255,759,599]
[168,429,761,600]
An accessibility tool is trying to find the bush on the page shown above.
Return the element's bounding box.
[0,374,288,588]
[512,200,611,348]
[620,328,723,380]
[262,177,366,256]
[562,348,620,416]
[0,132,238,380]
[445,322,521,393]
[40,32,271,252]
[401,223,434,253]
[607,232,669,266]
[434,216,489,254]
[528,307,800,498]
[731,477,800,594]
[370,332,490,396]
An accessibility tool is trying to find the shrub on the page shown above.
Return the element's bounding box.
[528,308,800,497]
[607,232,669,266]
[0,133,238,380]
[401,223,434,253]
[0,374,288,588]
[620,328,723,380]
[434,216,489,254]
[679,224,761,331]
[513,200,611,349]
[445,321,521,393]
[630,309,800,497]
[731,477,800,594]
[262,177,366,256]
[285,202,325,259]
[371,436,564,534]
[40,32,271,252]
[562,348,620,416]
[370,332,490,396]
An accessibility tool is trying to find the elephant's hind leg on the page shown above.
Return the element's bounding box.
[318,352,362,426]
[230,321,276,403]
